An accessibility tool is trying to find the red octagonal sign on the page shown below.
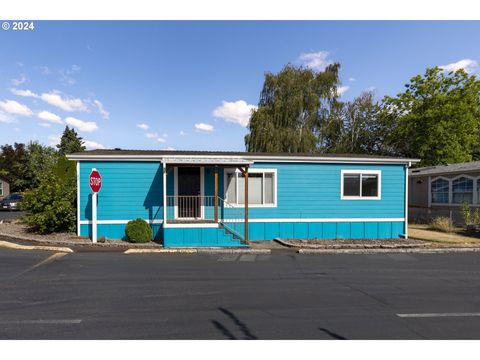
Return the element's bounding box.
[89,168,102,193]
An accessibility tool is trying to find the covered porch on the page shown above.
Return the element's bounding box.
[161,156,253,245]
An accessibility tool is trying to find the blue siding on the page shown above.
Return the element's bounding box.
[79,161,163,221]
[78,160,407,243]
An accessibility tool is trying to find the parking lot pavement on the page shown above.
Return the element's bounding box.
[0,211,25,221]
[2,249,480,339]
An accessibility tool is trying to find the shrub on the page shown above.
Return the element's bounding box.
[22,171,76,234]
[125,219,152,243]
[474,208,480,226]
[461,202,472,226]
[430,216,452,233]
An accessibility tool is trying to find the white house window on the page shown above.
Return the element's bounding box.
[225,169,276,207]
[0,181,3,197]
[341,170,381,200]
[431,178,449,204]
[452,177,473,204]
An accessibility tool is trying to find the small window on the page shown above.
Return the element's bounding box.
[452,177,473,204]
[225,169,276,206]
[0,181,3,197]
[341,171,381,200]
[431,178,449,204]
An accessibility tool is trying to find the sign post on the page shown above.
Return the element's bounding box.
[89,168,102,243]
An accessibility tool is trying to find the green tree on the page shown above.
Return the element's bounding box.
[322,91,381,154]
[245,63,340,153]
[380,67,480,166]
[57,126,86,155]
[13,141,57,191]
[0,143,26,192]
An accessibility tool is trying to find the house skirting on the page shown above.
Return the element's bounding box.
[79,219,405,246]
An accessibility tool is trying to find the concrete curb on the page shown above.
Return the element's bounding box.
[124,248,197,254]
[298,247,480,255]
[0,240,73,253]
[124,248,271,254]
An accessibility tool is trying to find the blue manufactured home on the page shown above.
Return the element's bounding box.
[68,150,419,247]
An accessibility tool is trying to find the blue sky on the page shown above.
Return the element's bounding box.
[0,21,479,151]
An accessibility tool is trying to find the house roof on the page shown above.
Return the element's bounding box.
[66,149,419,164]
[410,160,480,177]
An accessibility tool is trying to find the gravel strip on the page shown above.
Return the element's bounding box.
[275,237,430,249]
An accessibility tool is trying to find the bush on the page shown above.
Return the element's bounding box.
[125,219,152,243]
[430,217,452,233]
[22,172,76,234]
[461,202,472,226]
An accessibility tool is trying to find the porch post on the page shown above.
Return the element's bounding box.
[214,165,218,223]
[163,162,167,225]
[244,165,249,244]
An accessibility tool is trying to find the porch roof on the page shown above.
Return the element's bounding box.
[162,156,252,166]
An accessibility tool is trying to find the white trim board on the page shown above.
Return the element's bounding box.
[79,217,404,225]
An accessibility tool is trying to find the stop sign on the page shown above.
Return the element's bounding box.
[89,168,102,193]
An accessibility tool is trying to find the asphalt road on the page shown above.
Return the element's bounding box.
[1,248,480,339]
[0,211,24,220]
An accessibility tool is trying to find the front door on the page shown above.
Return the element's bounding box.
[177,167,201,218]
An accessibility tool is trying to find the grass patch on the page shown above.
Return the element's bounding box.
[409,224,480,244]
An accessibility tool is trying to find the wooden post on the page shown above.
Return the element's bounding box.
[214,166,218,223]
[244,165,249,244]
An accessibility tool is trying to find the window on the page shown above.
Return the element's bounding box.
[0,181,3,197]
[431,178,449,204]
[452,177,473,204]
[225,169,276,206]
[341,170,381,200]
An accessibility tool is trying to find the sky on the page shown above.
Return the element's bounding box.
[0,21,479,151]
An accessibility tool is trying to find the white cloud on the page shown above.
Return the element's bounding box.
[337,86,350,96]
[137,123,149,130]
[212,100,257,127]
[146,132,157,139]
[11,74,27,86]
[145,132,166,143]
[83,140,106,150]
[93,100,109,119]
[180,130,186,136]
[48,134,61,147]
[59,65,81,85]
[38,110,62,124]
[39,122,51,127]
[40,91,87,112]
[10,88,38,97]
[65,116,98,132]
[348,77,356,82]
[195,123,214,132]
[298,51,332,71]
[0,111,14,124]
[0,99,33,116]
[163,147,176,151]
[440,59,478,73]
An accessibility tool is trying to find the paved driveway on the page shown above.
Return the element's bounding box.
[0,211,24,221]
[1,249,480,339]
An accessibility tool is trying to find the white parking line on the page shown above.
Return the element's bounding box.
[0,319,82,324]
[397,312,480,318]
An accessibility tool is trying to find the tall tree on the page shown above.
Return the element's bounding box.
[380,67,480,166]
[322,91,382,154]
[0,143,26,192]
[57,126,86,155]
[245,63,340,153]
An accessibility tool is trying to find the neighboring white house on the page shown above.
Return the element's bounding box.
[0,176,10,199]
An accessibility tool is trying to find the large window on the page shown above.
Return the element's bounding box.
[341,170,381,200]
[452,177,473,204]
[225,169,276,207]
[431,178,449,204]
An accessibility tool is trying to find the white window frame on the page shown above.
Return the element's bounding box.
[428,174,480,207]
[223,168,277,208]
[451,174,475,205]
[340,169,382,200]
